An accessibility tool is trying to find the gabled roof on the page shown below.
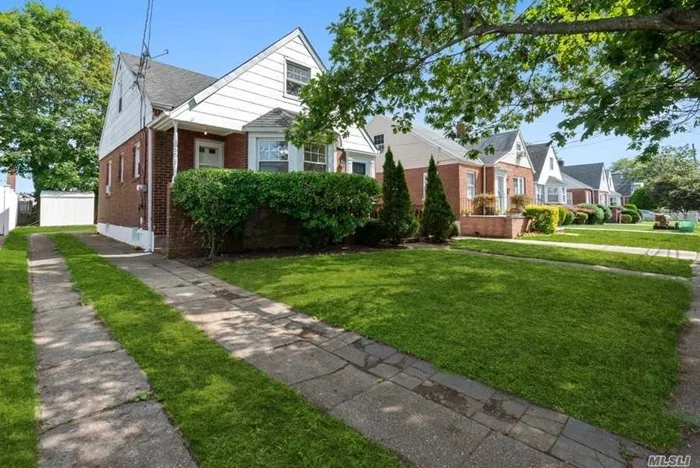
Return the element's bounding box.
[409,123,483,164]
[477,130,520,165]
[562,172,593,190]
[243,108,298,128]
[525,142,550,179]
[119,52,217,109]
[561,163,605,190]
[612,173,634,197]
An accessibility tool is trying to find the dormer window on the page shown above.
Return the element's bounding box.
[285,61,310,97]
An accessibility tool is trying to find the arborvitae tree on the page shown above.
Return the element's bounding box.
[380,148,416,245]
[421,156,456,243]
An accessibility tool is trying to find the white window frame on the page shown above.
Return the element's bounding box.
[119,153,124,184]
[194,139,225,169]
[535,185,544,203]
[133,142,141,178]
[284,60,311,99]
[549,157,554,170]
[567,191,573,204]
[422,172,428,201]
[585,191,591,203]
[106,160,112,195]
[466,171,476,199]
[514,176,525,195]
[516,142,524,159]
[373,134,385,152]
[257,138,289,172]
[303,143,328,172]
[547,186,559,203]
[352,161,367,176]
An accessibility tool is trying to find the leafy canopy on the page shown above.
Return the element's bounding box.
[611,144,699,183]
[0,2,113,194]
[288,0,700,158]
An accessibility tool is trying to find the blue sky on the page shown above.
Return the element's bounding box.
[2,0,697,192]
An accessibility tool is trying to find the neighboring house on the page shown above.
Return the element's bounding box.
[562,172,594,205]
[611,173,642,205]
[98,28,377,251]
[367,115,535,216]
[0,171,17,235]
[561,162,619,206]
[527,142,566,204]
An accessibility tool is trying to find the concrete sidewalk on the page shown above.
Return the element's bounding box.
[29,234,196,467]
[458,236,700,261]
[77,232,658,468]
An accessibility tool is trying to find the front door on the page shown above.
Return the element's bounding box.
[496,174,507,213]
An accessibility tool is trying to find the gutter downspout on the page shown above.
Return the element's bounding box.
[172,121,179,183]
[147,128,154,252]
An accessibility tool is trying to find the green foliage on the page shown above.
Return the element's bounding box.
[379,149,417,245]
[420,156,456,242]
[629,187,658,210]
[287,2,700,159]
[556,206,568,226]
[649,174,700,213]
[624,204,638,211]
[621,209,641,223]
[524,204,559,234]
[578,203,605,224]
[354,218,386,247]
[596,204,613,222]
[0,2,113,194]
[611,146,700,184]
[562,210,576,226]
[575,212,589,224]
[510,194,530,212]
[621,214,633,224]
[172,169,380,257]
[474,193,496,215]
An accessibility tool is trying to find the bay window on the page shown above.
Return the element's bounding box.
[536,185,544,203]
[258,139,289,172]
[547,186,559,203]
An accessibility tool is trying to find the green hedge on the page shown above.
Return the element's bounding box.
[596,204,612,223]
[578,203,605,224]
[562,210,576,226]
[575,212,589,224]
[557,206,567,227]
[172,169,380,256]
[621,214,633,224]
[525,205,559,234]
[621,208,641,223]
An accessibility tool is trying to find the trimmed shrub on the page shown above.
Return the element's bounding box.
[557,206,568,226]
[574,212,589,224]
[172,169,380,257]
[621,208,641,223]
[354,219,387,246]
[623,203,638,211]
[562,210,576,226]
[578,203,604,224]
[621,214,633,224]
[380,148,418,245]
[524,205,559,234]
[596,204,613,223]
[420,156,457,242]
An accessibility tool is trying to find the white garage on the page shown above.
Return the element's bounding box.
[40,191,95,227]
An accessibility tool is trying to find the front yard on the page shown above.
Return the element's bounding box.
[528,228,700,252]
[213,249,691,450]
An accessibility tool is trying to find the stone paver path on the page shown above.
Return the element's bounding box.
[77,232,657,468]
[459,236,700,261]
[29,234,196,468]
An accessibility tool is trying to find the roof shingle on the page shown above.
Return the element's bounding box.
[561,163,605,190]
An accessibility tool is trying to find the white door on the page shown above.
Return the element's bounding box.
[497,174,507,213]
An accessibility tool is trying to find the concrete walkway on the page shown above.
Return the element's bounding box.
[76,232,658,468]
[458,236,700,261]
[29,234,196,467]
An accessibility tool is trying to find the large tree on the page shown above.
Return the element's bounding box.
[0,2,113,195]
[288,0,700,158]
[611,144,699,182]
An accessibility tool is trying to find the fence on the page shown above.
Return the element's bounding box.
[460,197,508,216]
[40,191,95,227]
[0,186,18,235]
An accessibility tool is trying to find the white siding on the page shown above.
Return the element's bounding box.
[535,146,564,185]
[499,134,533,169]
[0,186,17,235]
[39,191,95,227]
[368,116,458,172]
[99,56,153,159]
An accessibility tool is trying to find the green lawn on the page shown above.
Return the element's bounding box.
[0,225,95,468]
[565,222,656,231]
[452,238,693,278]
[529,228,700,252]
[52,234,400,468]
[213,250,691,450]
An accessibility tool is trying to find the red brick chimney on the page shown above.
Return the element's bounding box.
[7,172,16,191]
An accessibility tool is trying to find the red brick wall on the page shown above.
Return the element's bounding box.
[460,215,529,238]
[98,130,148,229]
[498,163,535,202]
[7,172,16,191]
[569,189,592,205]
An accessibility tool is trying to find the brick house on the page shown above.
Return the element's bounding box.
[367,116,535,238]
[97,28,377,251]
[561,163,622,207]
[526,142,567,204]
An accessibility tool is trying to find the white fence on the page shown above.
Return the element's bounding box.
[0,186,18,235]
[40,191,95,227]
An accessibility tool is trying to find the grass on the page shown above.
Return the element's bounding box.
[0,225,95,468]
[528,228,700,252]
[452,238,693,278]
[565,222,656,231]
[213,249,691,450]
[51,233,401,468]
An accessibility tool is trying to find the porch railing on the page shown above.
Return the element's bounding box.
[460,197,508,216]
